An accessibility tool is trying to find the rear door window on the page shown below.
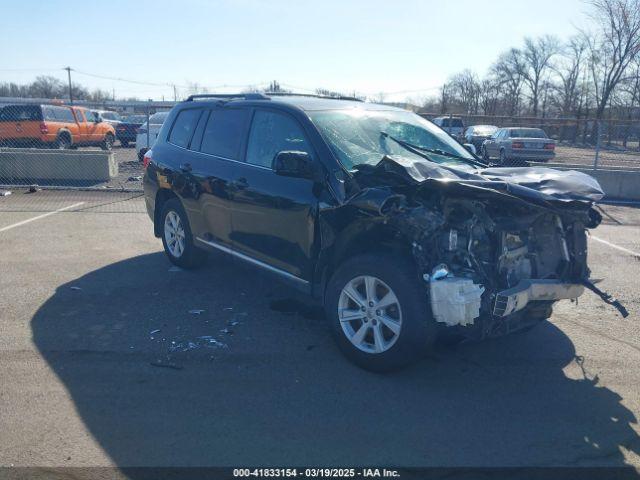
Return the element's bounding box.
[245,110,312,168]
[168,109,203,148]
[199,108,250,159]
[55,107,76,123]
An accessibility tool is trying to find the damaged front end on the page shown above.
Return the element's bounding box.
[347,155,616,340]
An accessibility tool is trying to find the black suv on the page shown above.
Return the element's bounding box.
[143,93,605,371]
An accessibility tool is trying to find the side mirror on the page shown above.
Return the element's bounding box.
[463,143,477,155]
[272,151,316,180]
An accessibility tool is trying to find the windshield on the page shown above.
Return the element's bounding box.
[308,109,475,171]
[149,112,169,124]
[125,115,146,123]
[470,125,497,135]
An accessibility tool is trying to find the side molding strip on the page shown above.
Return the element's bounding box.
[195,237,309,286]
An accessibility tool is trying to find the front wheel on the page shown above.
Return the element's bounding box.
[482,146,490,161]
[160,198,207,269]
[325,254,437,372]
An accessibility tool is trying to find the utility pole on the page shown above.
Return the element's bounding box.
[173,84,177,102]
[65,66,73,104]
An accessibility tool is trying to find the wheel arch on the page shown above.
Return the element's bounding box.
[153,188,179,237]
[56,128,73,144]
[314,219,416,302]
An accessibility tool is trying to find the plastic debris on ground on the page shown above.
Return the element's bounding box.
[0,191,11,197]
[128,176,143,182]
[150,359,183,370]
[168,336,227,353]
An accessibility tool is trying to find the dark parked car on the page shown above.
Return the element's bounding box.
[463,124,498,152]
[482,127,556,165]
[116,114,146,147]
[143,93,605,371]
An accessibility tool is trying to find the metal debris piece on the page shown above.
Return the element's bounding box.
[583,280,629,318]
[150,329,161,335]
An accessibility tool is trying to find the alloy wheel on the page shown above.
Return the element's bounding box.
[337,275,403,354]
[164,211,185,258]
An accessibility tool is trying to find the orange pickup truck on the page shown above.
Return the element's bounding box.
[0,104,116,150]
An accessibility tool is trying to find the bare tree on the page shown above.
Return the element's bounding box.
[448,70,481,114]
[585,0,640,121]
[492,49,525,115]
[554,36,588,115]
[28,76,64,98]
[518,36,561,116]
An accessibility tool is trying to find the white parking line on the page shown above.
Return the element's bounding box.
[0,202,85,233]
[590,235,640,259]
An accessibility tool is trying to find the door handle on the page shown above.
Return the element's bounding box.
[179,163,192,172]
[232,177,249,190]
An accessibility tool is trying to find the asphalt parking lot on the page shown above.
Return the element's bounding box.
[1,190,639,474]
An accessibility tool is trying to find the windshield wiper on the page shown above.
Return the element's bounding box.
[380,132,487,168]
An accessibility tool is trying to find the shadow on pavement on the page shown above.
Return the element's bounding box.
[31,251,640,474]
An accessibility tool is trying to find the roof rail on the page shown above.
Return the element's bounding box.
[265,92,364,102]
[185,93,269,102]
[185,92,364,103]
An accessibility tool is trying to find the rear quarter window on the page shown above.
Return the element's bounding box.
[168,109,203,148]
[199,109,249,159]
[0,105,43,122]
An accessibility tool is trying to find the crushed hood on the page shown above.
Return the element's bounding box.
[356,155,604,206]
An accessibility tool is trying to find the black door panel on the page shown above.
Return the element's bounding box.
[229,109,319,281]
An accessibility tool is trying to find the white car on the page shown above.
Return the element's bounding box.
[136,111,170,160]
[432,116,465,140]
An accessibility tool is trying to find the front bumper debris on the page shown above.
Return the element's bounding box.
[493,280,585,317]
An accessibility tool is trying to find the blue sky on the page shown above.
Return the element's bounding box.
[1,0,592,101]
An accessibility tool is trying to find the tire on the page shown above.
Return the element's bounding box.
[55,133,71,150]
[482,146,490,161]
[160,198,206,269]
[325,253,437,372]
[120,140,129,148]
[100,133,115,151]
[499,149,508,166]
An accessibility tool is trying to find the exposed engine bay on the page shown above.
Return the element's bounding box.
[342,155,627,339]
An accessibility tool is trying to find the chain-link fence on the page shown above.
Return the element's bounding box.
[1,97,640,196]
[419,112,640,170]
[0,98,175,193]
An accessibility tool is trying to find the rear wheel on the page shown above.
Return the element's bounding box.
[160,198,206,269]
[325,254,437,372]
[100,133,115,151]
[499,149,508,166]
[55,133,71,150]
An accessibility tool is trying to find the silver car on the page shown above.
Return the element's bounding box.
[482,127,556,165]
